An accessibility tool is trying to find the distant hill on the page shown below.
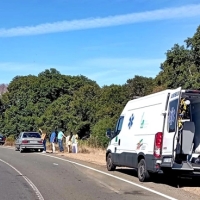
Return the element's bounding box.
[0,84,8,96]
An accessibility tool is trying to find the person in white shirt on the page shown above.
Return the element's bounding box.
[72,133,78,153]
[65,132,73,153]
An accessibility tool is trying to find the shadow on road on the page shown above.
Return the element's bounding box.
[116,168,200,188]
[20,149,43,153]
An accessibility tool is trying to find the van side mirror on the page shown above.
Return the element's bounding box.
[106,129,112,138]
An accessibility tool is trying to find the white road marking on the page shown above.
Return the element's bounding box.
[53,163,58,165]
[0,146,177,200]
[40,154,177,200]
[0,157,44,200]
[0,146,14,149]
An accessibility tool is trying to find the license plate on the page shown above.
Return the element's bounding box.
[29,141,36,144]
[0,138,2,140]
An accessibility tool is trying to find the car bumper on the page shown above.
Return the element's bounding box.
[20,144,44,149]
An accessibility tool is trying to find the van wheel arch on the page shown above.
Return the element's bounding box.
[138,154,145,163]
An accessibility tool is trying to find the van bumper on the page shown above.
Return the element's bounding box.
[160,158,200,177]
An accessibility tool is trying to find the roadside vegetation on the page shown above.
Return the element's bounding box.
[0,25,200,149]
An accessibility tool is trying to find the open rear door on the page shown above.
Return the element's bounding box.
[162,87,182,160]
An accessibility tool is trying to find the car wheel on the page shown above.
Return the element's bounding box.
[137,159,150,182]
[106,153,116,171]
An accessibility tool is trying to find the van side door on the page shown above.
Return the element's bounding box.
[162,87,181,160]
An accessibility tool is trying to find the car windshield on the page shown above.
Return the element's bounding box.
[23,132,41,138]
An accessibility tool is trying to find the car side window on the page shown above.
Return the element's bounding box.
[115,116,124,136]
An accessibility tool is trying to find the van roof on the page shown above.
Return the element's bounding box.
[131,89,200,102]
[129,89,171,103]
[120,89,171,115]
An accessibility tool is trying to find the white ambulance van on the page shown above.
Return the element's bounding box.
[106,87,200,182]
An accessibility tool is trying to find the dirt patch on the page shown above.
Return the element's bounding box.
[46,143,106,166]
[55,151,106,166]
[181,186,200,196]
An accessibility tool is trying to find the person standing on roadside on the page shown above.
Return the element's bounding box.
[57,129,66,153]
[50,129,57,153]
[39,128,47,153]
[66,132,73,153]
[72,133,78,153]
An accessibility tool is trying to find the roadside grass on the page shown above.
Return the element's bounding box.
[4,135,15,146]
[46,140,105,155]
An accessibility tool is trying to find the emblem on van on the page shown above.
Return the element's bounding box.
[136,139,143,150]
[140,113,145,128]
[128,114,134,129]
[168,107,176,125]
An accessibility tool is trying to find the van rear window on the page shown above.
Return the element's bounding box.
[168,99,179,132]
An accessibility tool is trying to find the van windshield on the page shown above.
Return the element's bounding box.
[115,116,124,135]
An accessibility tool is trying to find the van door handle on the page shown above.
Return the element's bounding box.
[118,139,121,146]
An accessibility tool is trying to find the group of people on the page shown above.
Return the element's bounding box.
[39,128,78,154]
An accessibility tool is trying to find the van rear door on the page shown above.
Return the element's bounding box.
[162,87,181,160]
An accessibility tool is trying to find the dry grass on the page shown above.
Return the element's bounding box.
[4,136,15,146]
[46,141,105,155]
[4,141,15,146]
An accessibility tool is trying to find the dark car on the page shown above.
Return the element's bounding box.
[15,132,44,153]
[0,134,6,145]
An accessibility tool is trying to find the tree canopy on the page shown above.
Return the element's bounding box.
[1,25,200,148]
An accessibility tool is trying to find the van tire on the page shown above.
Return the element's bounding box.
[106,153,116,171]
[138,159,150,182]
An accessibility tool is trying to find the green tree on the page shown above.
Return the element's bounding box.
[185,25,200,72]
[155,26,200,90]
[125,75,154,98]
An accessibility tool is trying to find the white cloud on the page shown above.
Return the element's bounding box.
[0,4,200,37]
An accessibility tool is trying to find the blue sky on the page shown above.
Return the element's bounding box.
[0,0,200,86]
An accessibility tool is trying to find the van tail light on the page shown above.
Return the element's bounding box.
[154,132,163,158]
[22,140,29,144]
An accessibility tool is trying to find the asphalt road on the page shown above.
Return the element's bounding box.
[0,147,199,200]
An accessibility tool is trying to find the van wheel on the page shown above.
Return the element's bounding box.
[138,159,150,182]
[107,153,116,171]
